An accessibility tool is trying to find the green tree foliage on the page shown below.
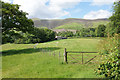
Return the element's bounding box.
[31,27,55,42]
[90,29,96,37]
[1,1,34,43]
[15,28,55,44]
[2,1,34,33]
[107,1,120,36]
[43,28,56,41]
[95,24,106,37]
[1,1,55,44]
[96,34,120,79]
[96,2,120,79]
[0,1,2,17]
[57,31,73,37]
[79,28,89,37]
[75,28,96,37]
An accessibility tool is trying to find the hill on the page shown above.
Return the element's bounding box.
[32,18,109,30]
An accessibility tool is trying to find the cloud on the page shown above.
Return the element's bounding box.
[49,0,82,9]
[2,0,116,19]
[91,0,116,6]
[83,9,112,19]
[2,0,83,19]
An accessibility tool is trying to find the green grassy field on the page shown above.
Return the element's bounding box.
[54,21,109,30]
[54,23,84,30]
[1,38,104,78]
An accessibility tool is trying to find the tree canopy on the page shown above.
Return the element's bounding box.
[96,1,120,79]
[108,1,120,35]
[95,24,106,37]
[1,1,35,44]
[2,1,34,34]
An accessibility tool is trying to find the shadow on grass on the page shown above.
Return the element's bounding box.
[2,47,61,56]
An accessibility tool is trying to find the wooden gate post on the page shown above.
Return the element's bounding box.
[64,48,68,64]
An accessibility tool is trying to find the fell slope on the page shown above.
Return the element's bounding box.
[32,18,109,30]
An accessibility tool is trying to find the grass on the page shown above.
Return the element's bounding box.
[91,21,109,28]
[54,23,84,30]
[1,38,104,78]
[54,21,109,30]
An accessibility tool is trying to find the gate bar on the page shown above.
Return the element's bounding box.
[67,51,98,53]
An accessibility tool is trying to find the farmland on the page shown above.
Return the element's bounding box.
[1,38,105,78]
[1,0,120,79]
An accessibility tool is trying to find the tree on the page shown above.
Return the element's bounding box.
[44,28,56,41]
[78,28,91,37]
[107,1,120,36]
[1,1,34,43]
[89,28,96,37]
[95,24,106,37]
[57,31,73,37]
[31,27,55,43]
[96,1,120,79]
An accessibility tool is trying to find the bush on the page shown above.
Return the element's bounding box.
[14,28,55,44]
[43,28,56,41]
[95,25,106,37]
[14,38,24,44]
[96,34,120,79]
[57,31,74,37]
[75,28,95,37]
[98,36,118,55]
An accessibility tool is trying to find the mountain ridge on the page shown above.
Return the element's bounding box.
[32,18,109,29]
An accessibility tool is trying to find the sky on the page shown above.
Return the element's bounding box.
[2,0,118,19]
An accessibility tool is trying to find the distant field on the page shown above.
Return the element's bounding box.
[91,21,109,28]
[54,21,109,30]
[2,38,104,78]
[54,23,84,30]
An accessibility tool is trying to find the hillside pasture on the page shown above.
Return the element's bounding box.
[2,38,104,78]
[54,21,109,30]
[54,23,84,30]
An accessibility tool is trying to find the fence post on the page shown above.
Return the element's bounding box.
[82,53,83,64]
[58,51,60,62]
[49,50,51,56]
[59,51,60,58]
[42,49,44,54]
[64,48,68,64]
[53,51,55,56]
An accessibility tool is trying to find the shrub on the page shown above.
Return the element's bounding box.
[95,24,106,37]
[96,34,120,79]
[14,28,55,44]
[75,28,96,37]
[57,31,74,37]
[14,38,24,44]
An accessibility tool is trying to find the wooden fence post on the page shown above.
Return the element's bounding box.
[64,48,68,64]
[59,51,60,58]
[42,49,44,54]
[49,50,51,56]
[82,53,83,64]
